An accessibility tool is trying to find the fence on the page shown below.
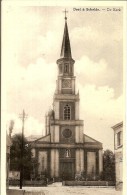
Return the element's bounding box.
[7,189,45,195]
[9,180,47,187]
[63,180,115,186]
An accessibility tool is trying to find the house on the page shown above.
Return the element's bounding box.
[112,121,123,190]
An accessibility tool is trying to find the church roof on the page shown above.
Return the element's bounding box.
[28,134,51,143]
[84,134,102,144]
[26,135,42,142]
[83,134,102,149]
[60,18,72,58]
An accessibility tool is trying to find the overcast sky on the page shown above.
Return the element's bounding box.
[3,5,123,150]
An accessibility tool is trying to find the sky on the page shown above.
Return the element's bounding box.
[2,5,123,150]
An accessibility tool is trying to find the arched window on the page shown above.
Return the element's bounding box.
[64,104,71,120]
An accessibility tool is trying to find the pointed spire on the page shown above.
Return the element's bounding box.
[60,11,72,58]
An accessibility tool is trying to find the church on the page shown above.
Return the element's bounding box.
[30,14,103,180]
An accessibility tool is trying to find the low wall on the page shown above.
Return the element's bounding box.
[9,180,47,187]
[7,189,45,195]
[63,181,115,186]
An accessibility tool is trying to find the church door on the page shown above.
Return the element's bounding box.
[60,162,74,180]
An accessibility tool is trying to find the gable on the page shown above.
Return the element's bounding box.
[34,134,50,143]
[84,134,102,144]
[27,135,42,142]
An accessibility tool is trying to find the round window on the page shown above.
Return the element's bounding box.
[62,129,72,138]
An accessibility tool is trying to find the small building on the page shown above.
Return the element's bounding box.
[112,121,123,190]
[30,14,103,181]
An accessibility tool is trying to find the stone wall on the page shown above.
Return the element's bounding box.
[75,149,84,173]
[63,180,115,186]
[50,149,59,177]
[38,151,48,174]
[87,152,96,174]
[9,180,47,186]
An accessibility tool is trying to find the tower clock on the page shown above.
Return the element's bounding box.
[62,79,71,88]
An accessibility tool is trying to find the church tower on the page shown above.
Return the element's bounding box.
[45,14,85,179]
[31,12,103,181]
[53,15,83,137]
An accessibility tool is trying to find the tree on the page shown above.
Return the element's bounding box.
[10,133,33,180]
[103,149,115,181]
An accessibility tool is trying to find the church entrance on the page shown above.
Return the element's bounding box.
[60,161,75,180]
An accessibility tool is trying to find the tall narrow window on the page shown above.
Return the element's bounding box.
[59,64,62,74]
[70,65,73,74]
[117,131,122,147]
[64,104,71,120]
[64,64,69,73]
[42,157,44,171]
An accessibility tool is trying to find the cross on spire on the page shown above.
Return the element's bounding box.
[60,9,72,58]
[63,9,68,20]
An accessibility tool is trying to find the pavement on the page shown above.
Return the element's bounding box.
[9,182,122,195]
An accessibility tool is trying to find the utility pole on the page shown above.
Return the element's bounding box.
[19,110,27,189]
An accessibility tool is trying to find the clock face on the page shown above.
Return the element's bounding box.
[62,79,71,88]
[62,129,72,138]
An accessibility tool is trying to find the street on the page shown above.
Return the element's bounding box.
[9,182,122,195]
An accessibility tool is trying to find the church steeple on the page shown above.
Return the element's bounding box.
[60,18,72,58]
[56,10,75,95]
